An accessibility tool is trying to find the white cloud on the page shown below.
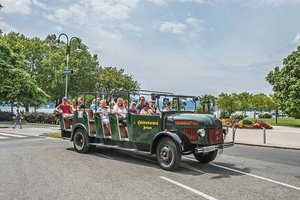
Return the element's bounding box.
[1,0,32,15]
[293,33,300,44]
[159,17,206,37]
[121,23,143,32]
[159,21,186,34]
[185,17,206,32]
[32,0,49,10]
[47,4,86,25]
[80,0,139,21]
[147,0,168,5]
[0,19,18,32]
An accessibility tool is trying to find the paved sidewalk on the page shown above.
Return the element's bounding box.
[225,126,300,150]
[0,122,59,137]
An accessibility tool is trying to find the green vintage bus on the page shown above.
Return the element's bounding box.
[59,90,234,171]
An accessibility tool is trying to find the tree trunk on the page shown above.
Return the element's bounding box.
[25,105,29,113]
[55,99,59,107]
[10,102,13,113]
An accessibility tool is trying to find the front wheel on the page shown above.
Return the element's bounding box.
[194,150,218,163]
[156,137,181,171]
[73,128,90,153]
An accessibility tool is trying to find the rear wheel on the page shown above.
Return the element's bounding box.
[194,150,218,163]
[73,128,90,153]
[156,137,181,171]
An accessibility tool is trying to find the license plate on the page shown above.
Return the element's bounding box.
[203,146,215,153]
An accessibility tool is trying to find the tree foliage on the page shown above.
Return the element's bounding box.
[0,41,48,107]
[95,67,140,92]
[197,94,216,114]
[216,93,239,116]
[266,46,300,118]
[0,32,140,108]
[216,92,275,118]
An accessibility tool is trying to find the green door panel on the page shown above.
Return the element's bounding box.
[109,114,121,140]
[95,114,105,138]
[72,110,89,131]
[127,114,160,144]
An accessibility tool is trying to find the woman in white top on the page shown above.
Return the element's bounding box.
[113,98,127,124]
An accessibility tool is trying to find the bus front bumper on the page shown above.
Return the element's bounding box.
[194,142,234,154]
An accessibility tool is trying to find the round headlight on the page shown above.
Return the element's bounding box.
[197,129,206,137]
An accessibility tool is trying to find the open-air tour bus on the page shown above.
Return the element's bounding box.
[59,90,234,171]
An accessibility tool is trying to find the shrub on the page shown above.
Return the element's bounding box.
[258,113,272,118]
[223,118,240,126]
[230,114,247,120]
[0,111,14,121]
[252,120,272,129]
[242,119,253,125]
[23,112,57,124]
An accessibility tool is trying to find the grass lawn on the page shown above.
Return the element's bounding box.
[256,117,300,127]
[40,132,61,138]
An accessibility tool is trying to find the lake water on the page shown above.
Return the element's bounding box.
[0,106,54,113]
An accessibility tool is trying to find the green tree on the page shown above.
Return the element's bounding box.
[95,67,140,92]
[236,92,252,117]
[197,94,215,114]
[0,41,48,111]
[216,93,239,117]
[266,46,300,118]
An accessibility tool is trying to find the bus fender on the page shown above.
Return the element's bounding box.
[150,131,184,154]
[70,123,88,141]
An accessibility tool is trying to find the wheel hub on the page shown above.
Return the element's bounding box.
[160,146,171,162]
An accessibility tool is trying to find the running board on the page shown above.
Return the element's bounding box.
[89,142,151,155]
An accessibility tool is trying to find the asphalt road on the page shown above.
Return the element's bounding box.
[0,137,299,200]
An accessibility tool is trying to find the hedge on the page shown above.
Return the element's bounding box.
[23,112,57,124]
[0,111,14,121]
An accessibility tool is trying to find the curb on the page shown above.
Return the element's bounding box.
[234,142,300,151]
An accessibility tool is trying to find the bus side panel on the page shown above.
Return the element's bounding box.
[95,115,105,138]
[109,114,121,140]
[127,114,160,144]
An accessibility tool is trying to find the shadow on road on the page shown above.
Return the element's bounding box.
[66,146,250,178]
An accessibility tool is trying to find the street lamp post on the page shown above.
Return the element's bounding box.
[57,33,81,98]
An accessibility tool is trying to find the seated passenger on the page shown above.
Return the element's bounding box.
[136,96,146,113]
[149,100,160,114]
[97,100,111,134]
[140,103,151,115]
[128,102,138,114]
[90,99,99,113]
[113,98,127,125]
[123,99,129,111]
[55,97,73,115]
[55,97,73,129]
[77,97,87,110]
[163,102,171,111]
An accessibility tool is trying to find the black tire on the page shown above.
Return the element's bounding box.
[73,128,90,153]
[194,150,218,163]
[156,137,181,171]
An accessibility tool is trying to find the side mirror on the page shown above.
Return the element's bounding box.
[193,97,199,102]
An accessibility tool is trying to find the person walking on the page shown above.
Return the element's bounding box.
[13,109,22,129]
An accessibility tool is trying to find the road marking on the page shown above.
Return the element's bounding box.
[0,136,9,139]
[0,132,27,138]
[160,176,218,200]
[183,156,300,191]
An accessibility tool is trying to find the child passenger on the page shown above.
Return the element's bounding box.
[97,100,111,134]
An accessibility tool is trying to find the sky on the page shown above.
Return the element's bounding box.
[1,0,300,96]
